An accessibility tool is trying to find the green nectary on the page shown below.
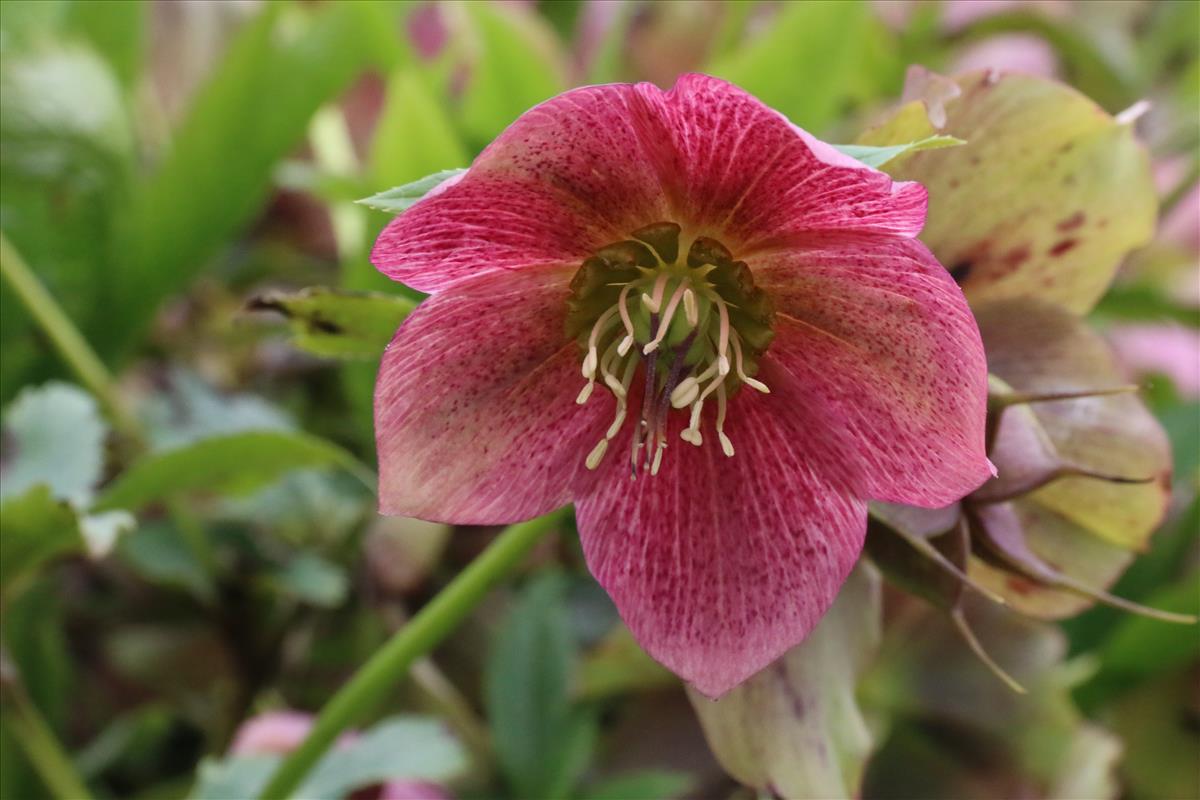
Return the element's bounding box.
[565,222,775,475]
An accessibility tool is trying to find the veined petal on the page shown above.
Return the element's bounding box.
[641,74,929,248]
[375,264,609,523]
[752,238,992,507]
[687,565,882,799]
[372,83,675,293]
[575,390,867,698]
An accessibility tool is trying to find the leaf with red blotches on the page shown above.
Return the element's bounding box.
[862,69,1156,314]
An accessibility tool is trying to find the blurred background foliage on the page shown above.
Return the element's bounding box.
[0,1,1196,798]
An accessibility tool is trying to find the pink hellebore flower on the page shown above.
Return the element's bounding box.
[371,74,992,696]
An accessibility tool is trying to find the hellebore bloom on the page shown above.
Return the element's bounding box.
[372,74,992,696]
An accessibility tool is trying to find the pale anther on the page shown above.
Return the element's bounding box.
[586,439,609,470]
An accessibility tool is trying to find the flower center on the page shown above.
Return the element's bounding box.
[566,222,775,476]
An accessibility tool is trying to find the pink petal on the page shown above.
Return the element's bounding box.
[379,781,453,800]
[372,74,929,293]
[230,711,314,755]
[751,237,992,506]
[575,391,867,698]
[640,73,929,249]
[375,263,610,522]
[371,83,674,293]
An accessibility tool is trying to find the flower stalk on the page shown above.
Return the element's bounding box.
[0,234,141,443]
[257,511,564,800]
[1,669,94,800]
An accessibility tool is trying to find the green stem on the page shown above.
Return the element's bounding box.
[0,234,141,443]
[257,512,563,800]
[4,679,94,800]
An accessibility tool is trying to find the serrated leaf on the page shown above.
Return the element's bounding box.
[1,382,107,505]
[94,431,372,512]
[357,168,466,215]
[246,287,414,359]
[832,135,964,168]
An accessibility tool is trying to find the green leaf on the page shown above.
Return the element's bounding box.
[140,369,293,451]
[1,382,107,504]
[457,2,567,146]
[108,1,400,358]
[0,44,133,400]
[368,70,469,192]
[300,716,467,799]
[832,135,963,168]
[246,287,415,360]
[0,485,81,597]
[192,755,277,800]
[583,770,695,800]
[190,717,466,800]
[487,573,580,800]
[118,521,214,600]
[63,0,146,88]
[94,431,372,512]
[265,553,348,609]
[0,43,133,180]
[357,169,466,215]
[707,0,871,133]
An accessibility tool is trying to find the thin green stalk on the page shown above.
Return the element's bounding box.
[4,681,94,800]
[0,234,141,443]
[258,512,564,800]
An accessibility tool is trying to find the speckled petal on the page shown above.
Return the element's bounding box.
[751,237,993,507]
[687,565,881,798]
[575,388,867,698]
[371,82,674,292]
[375,263,610,522]
[642,74,929,249]
[372,74,931,293]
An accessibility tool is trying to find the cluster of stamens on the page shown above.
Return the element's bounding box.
[566,222,774,477]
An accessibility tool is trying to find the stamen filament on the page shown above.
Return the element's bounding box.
[642,272,670,314]
[729,333,770,393]
[712,293,732,376]
[716,383,734,457]
[643,280,690,354]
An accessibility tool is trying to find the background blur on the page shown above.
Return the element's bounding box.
[0,1,1197,799]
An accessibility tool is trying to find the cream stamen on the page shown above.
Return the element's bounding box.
[729,333,770,393]
[643,280,690,355]
[716,383,734,457]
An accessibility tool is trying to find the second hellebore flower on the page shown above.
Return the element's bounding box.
[371,74,992,696]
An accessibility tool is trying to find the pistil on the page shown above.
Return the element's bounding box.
[566,223,775,475]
